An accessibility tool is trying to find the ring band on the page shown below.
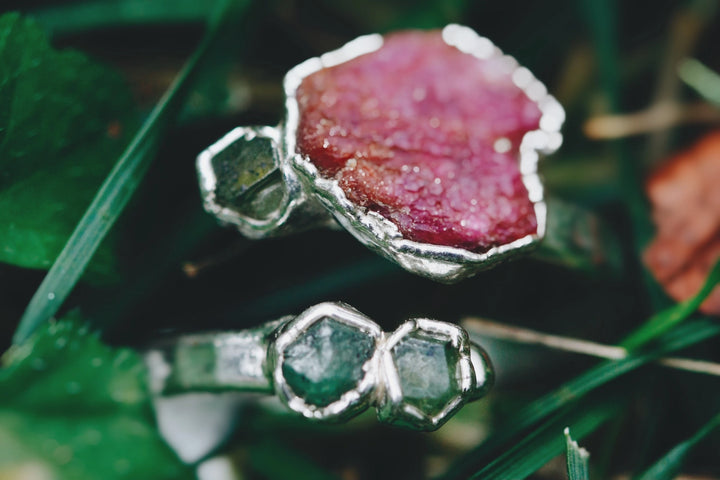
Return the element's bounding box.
[196,24,565,283]
[145,302,493,431]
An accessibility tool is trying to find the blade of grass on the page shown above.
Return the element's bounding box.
[442,260,720,480]
[442,256,720,480]
[678,58,720,106]
[636,410,720,480]
[13,0,250,345]
[223,256,402,323]
[579,0,656,302]
[469,401,614,480]
[94,208,219,335]
[438,318,720,480]
[248,438,341,480]
[31,0,220,36]
[565,427,591,480]
[578,0,620,110]
[621,258,720,350]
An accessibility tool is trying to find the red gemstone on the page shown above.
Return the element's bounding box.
[296,31,542,252]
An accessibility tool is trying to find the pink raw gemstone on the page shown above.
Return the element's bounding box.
[296,30,542,252]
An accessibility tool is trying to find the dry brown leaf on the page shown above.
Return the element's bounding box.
[644,130,720,315]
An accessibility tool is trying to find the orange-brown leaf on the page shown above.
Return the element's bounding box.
[644,130,720,315]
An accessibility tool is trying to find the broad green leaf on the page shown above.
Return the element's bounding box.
[0,314,192,480]
[0,12,137,275]
[565,427,591,480]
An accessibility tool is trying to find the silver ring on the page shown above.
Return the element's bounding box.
[196,24,565,283]
[145,302,493,431]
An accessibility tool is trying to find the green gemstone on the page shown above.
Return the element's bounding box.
[392,333,461,415]
[282,318,375,407]
[212,135,286,219]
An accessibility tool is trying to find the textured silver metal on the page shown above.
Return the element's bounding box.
[145,302,494,431]
[197,24,565,282]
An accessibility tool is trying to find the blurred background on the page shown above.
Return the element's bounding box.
[1,0,719,479]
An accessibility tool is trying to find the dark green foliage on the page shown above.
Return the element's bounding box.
[0,1,719,479]
[0,13,137,275]
[0,314,191,479]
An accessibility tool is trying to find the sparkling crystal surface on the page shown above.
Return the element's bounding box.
[296,30,541,251]
[392,333,461,415]
[282,318,374,407]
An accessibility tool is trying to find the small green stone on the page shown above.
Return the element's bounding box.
[212,135,285,219]
[282,318,375,407]
[392,333,461,416]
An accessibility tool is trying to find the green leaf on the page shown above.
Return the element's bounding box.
[0,314,191,480]
[636,410,720,480]
[13,0,252,344]
[0,12,137,275]
[565,427,591,480]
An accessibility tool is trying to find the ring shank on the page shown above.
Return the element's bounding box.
[143,306,494,431]
[145,320,286,395]
[145,320,494,400]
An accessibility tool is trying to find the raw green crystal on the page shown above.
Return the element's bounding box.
[392,333,461,416]
[212,134,285,219]
[282,318,375,407]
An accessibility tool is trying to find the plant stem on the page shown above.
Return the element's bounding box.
[462,317,720,377]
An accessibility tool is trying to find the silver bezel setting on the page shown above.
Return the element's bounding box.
[284,24,564,282]
[197,125,310,239]
[378,319,476,430]
[197,24,565,282]
[146,301,494,431]
[268,302,383,421]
